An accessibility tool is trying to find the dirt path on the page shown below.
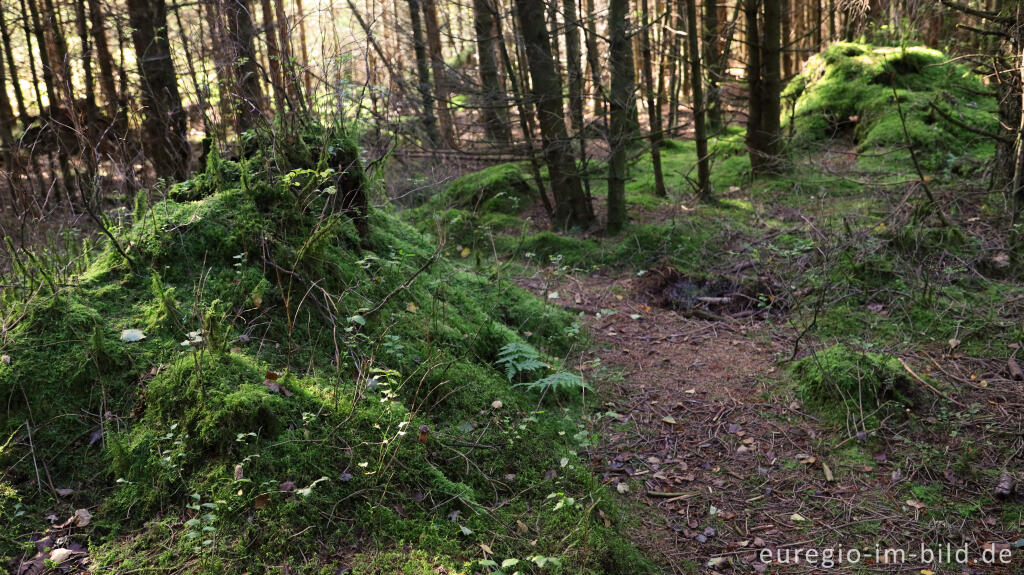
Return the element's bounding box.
[517,269,1021,575]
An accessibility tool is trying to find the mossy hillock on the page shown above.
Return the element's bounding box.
[783,42,997,171]
[789,344,923,428]
[0,128,653,574]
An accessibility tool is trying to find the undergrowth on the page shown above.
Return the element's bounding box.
[0,124,652,574]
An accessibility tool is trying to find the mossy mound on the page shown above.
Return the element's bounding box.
[406,162,538,252]
[0,131,651,574]
[425,162,536,215]
[783,43,997,171]
[790,345,920,426]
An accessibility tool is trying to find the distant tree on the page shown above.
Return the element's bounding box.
[422,0,456,146]
[514,0,594,229]
[127,0,190,180]
[606,0,634,234]
[639,0,666,196]
[407,0,442,146]
[702,0,724,130]
[224,0,266,135]
[686,0,711,198]
[472,0,512,144]
[86,0,121,117]
[746,0,783,175]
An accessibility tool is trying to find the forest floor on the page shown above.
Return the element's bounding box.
[462,136,1024,574]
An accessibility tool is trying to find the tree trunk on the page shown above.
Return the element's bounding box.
[224,0,266,135]
[746,0,782,175]
[127,0,190,180]
[0,8,26,124]
[607,0,634,234]
[641,0,666,196]
[407,0,442,146]
[260,0,287,114]
[563,0,590,195]
[583,0,605,122]
[472,0,512,144]
[703,0,723,130]
[686,0,711,199]
[422,0,456,146]
[514,0,593,229]
[86,0,120,115]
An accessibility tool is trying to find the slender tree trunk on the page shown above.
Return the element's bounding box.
[26,0,57,114]
[641,0,666,196]
[514,0,593,229]
[703,0,723,130]
[0,43,14,159]
[127,0,190,180]
[494,8,555,216]
[86,0,120,116]
[686,0,710,198]
[667,0,683,129]
[294,0,311,95]
[607,0,633,234]
[746,0,782,174]
[563,0,590,195]
[273,0,301,106]
[422,0,456,146]
[74,0,97,129]
[473,0,512,144]
[224,0,266,135]
[260,0,287,114]
[583,0,605,122]
[407,0,441,146]
[0,8,27,124]
[782,0,792,77]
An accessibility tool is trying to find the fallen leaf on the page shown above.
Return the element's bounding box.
[822,461,834,482]
[72,508,92,527]
[49,548,78,564]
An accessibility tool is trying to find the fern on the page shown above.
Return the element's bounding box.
[496,342,547,381]
[514,371,590,395]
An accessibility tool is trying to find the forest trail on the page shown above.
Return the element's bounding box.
[517,265,1021,574]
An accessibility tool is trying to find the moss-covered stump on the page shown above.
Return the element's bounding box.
[0,136,651,574]
[790,345,923,427]
[783,43,997,171]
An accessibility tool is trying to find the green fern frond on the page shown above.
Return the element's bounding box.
[496,342,547,380]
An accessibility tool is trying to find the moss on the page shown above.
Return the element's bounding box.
[0,127,648,574]
[784,43,997,172]
[418,162,536,215]
[789,345,919,426]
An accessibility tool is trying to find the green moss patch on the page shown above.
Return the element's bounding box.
[0,129,650,574]
[790,344,922,427]
[783,43,997,171]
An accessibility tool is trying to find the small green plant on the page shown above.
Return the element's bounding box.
[496,342,547,381]
[183,494,221,554]
[515,371,590,396]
